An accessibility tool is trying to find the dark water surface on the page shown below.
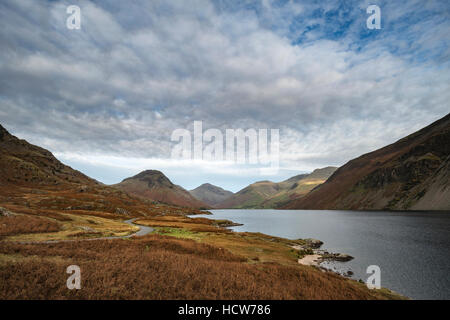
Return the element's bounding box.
[193,209,450,299]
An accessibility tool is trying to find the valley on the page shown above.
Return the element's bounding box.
[1,114,449,299]
[0,123,401,299]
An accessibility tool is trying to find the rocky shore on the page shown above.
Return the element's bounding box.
[292,239,354,276]
[212,219,244,227]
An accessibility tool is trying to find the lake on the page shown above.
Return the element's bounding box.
[192,209,450,300]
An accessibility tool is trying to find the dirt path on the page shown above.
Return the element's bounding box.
[123,218,154,237]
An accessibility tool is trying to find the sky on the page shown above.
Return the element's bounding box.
[0,0,449,192]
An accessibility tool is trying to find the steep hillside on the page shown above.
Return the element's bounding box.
[114,170,209,209]
[216,167,337,209]
[0,124,98,187]
[284,114,450,210]
[189,183,234,206]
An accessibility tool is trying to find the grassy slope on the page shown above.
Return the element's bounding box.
[0,205,403,299]
[0,235,399,300]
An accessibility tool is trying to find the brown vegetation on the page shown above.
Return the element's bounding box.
[0,215,61,238]
[0,236,399,300]
[0,124,403,300]
[136,216,232,233]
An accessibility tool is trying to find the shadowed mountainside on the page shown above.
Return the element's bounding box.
[114,170,209,209]
[284,113,450,210]
[189,183,234,206]
[0,124,98,187]
[216,167,337,209]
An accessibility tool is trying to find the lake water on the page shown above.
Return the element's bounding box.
[192,209,450,300]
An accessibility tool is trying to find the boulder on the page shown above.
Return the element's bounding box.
[303,238,324,249]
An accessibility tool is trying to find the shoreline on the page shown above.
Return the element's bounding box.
[198,213,356,273]
[179,212,408,298]
[204,213,356,277]
[297,254,322,266]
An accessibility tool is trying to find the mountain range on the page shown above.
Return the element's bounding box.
[215,167,337,209]
[1,112,449,211]
[285,113,450,210]
[0,124,204,216]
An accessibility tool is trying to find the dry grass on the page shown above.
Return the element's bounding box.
[0,184,206,223]
[0,236,399,300]
[2,213,138,242]
[0,186,403,300]
[1,206,73,221]
[0,215,61,238]
[136,216,230,234]
[137,217,309,266]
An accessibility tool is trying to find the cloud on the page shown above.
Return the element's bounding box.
[0,0,448,188]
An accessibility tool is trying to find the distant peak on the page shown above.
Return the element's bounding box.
[136,170,164,177]
[122,170,173,188]
[200,183,214,187]
[191,183,233,194]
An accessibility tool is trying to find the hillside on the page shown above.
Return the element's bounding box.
[284,113,450,210]
[216,167,337,209]
[189,183,234,206]
[0,123,204,222]
[262,167,338,208]
[0,124,98,187]
[114,170,209,209]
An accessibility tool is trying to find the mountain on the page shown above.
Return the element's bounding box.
[216,167,337,209]
[261,167,337,208]
[0,123,206,218]
[0,124,98,187]
[114,170,209,209]
[189,183,234,206]
[284,114,450,210]
[216,180,281,209]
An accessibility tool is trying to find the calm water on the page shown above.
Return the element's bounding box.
[192,209,450,300]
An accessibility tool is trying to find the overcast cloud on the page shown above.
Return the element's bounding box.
[0,0,449,191]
